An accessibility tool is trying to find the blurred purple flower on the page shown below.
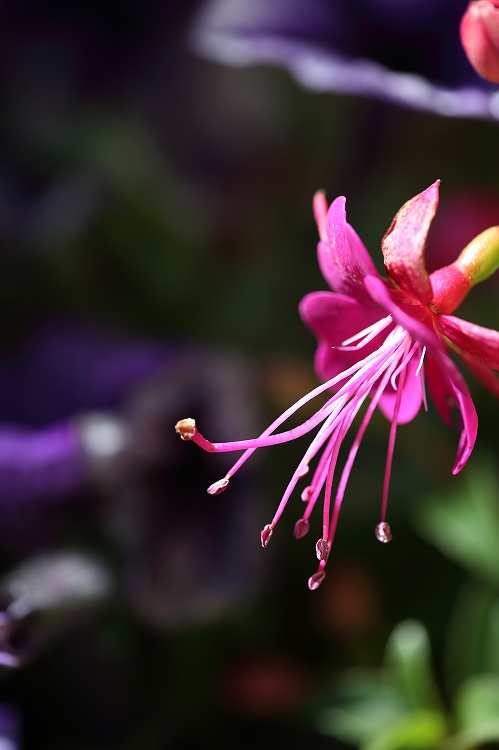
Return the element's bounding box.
[190,0,499,119]
[0,320,262,625]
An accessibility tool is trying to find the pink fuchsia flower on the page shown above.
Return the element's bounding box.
[460,1,499,83]
[176,181,499,590]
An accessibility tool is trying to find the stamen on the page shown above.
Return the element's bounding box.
[261,525,273,547]
[379,342,409,535]
[218,327,406,478]
[294,519,310,539]
[338,315,392,351]
[415,346,426,377]
[207,477,230,495]
[308,567,326,590]
[316,538,330,561]
[375,522,392,543]
[390,342,418,391]
[327,346,405,546]
[175,418,196,440]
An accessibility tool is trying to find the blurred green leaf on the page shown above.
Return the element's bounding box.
[384,620,443,712]
[414,460,499,585]
[364,710,447,750]
[444,580,498,688]
[440,674,499,749]
[318,669,408,745]
[454,673,499,730]
[318,623,448,750]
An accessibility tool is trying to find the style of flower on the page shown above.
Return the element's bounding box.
[176,181,499,589]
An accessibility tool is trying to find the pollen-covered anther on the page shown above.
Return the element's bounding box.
[261,524,274,548]
[294,518,310,539]
[308,570,326,590]
[175,418,196,440]
[375,521,392,543]
[315,538,330,561]
[207,477,230,495]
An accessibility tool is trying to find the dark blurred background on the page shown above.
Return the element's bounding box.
[0,1,498,748]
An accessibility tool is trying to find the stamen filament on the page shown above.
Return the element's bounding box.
[339,315,393,350]
[380,345,409,524]
[328,350,403,545]
[416,346,427,377]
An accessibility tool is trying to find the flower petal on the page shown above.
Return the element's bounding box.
[425,353,455,427]
[436,314,499,369]
[299,291,385,346]
[457,349,499,397]
[378,353,423,425]
[364,274,477,472]
[299,291,388,384]
[425,353,477,473]
[381,182,439,304]
[363,275,439,351]
[320,197,378,301]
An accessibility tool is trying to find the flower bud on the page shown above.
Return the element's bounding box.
[456,225,499,284]
[430,225,499,313]
[460,1,499,83]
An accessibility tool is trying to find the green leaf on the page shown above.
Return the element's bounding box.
[317,668,408,744]
[384,620,443,711]
[414,459,499,585]
[454,673,499,730]
[444,580,498,688]
[363,710,448,750]
[438,674,499,750]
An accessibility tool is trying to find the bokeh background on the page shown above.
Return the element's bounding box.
[0,0,499,748]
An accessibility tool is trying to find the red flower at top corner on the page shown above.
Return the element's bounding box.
[176,181,499,589]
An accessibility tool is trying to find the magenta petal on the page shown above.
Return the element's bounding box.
[436,314,499,370]
[425,353,477,473]
[448,365,478,474]
[425,354,454,427]
[363,275,441,353]
[299,291,386,346]
[457,350,499,399]
[319,196,378,301]
[378,353,423,425]
[364,274,477,472]
[299,291,389,383]
[381,182,439,304]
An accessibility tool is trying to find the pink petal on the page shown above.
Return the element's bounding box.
[364,275,477,472]
[424,353,477,473]
[424,353,458,427]
[363,275,440,352]
[457,349,499,398]
[299,291,389,383]
[378,353,423,425]
[381,182,439,304]
[436,314,499,370]
[319,196,378,301]
[449,369,478,474]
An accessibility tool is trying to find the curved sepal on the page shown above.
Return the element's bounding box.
[319,196,378,301]
[382,182,439,304]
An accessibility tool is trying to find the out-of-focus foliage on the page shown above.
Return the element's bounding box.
[318,461,499,750]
